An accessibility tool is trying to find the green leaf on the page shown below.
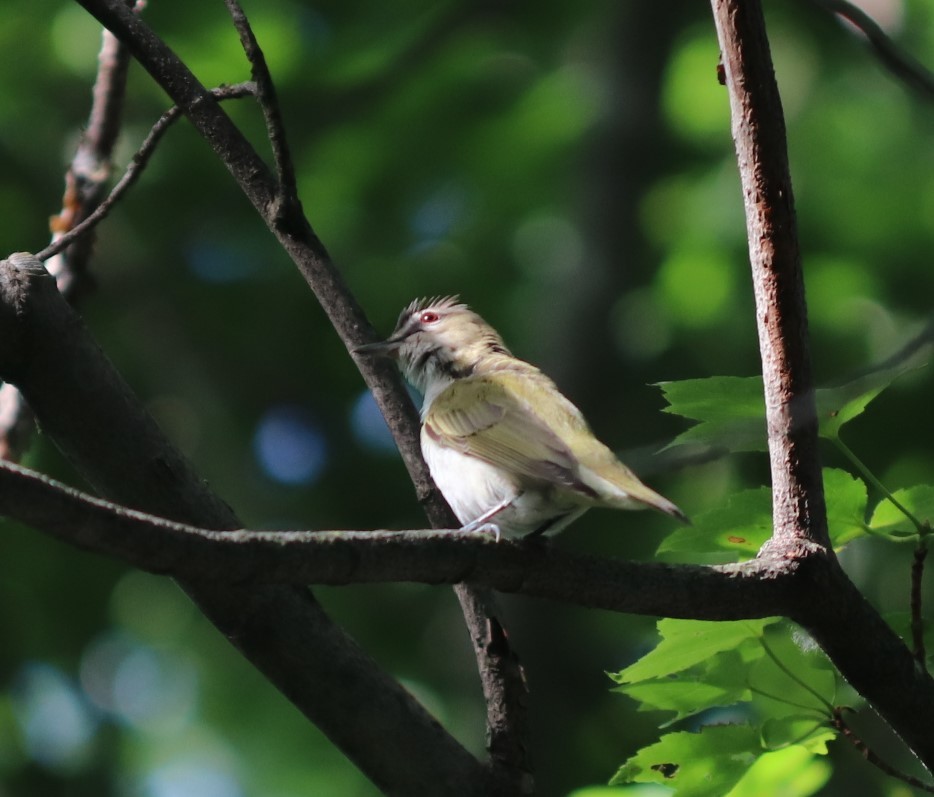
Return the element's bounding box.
[815,364,914,439]
[611,725,761,796]
[727,745,832,797]
[657,468,865,560]
[614,650,751,726]
[760,716,836,754]
[658,364,919,454]
[823,468,868,547]
[870,485,934,538]
[613,619,780,684]
[658,487,772,561]
[747,628,836,717]
[657,376,767,453]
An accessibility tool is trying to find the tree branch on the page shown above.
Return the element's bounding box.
[1,13,136,462]
[69,0,531,783]
[37,83,257,264]
[0,455,798,617]
[810,0,934,102]
[0,252,495,796]
[223,0,297,203]
[712,0,829,555]
[4,243,934,774]
[712,0,934,774]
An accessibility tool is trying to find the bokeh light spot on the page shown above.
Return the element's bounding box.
[144,759,243,797]
[410,183,469,242]
[12,663,97,771]
[254,405,328,485]
[349,390,398,454]
[185,238,261,283]
[80,632,198,733]
[656,247,736,328]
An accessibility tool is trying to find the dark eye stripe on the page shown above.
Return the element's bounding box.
[414,346,438,371]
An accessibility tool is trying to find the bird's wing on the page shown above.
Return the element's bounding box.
[423,374,597,495]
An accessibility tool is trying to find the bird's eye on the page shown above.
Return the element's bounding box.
[419,311,440,324]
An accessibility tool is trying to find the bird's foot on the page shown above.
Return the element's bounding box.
[461,520,502,543]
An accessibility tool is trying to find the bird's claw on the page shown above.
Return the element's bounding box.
[461,521,502,543]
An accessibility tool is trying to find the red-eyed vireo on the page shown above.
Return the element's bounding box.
[357,296,687,538]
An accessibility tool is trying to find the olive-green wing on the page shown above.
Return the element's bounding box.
[423,374,596,495]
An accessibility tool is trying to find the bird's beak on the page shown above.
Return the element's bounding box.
[354,337,404,358]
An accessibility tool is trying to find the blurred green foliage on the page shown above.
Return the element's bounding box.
[0,0,932,795]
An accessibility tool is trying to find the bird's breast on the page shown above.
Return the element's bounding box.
[422,432,517,526]
[421,429,586,537]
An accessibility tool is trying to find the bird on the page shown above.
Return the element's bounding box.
[356,296,687,539]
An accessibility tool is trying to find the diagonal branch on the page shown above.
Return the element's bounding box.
[4,242,934,774]
[70,0,531,784]
[223,0,297,201]
[810,0,934,102]
[0,252,493,797]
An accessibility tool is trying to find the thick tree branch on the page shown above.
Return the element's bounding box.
[69,0,530,784]
[712,0,829,554]
[712,0,934,774]
[0,455,798,616]
[4,244,934,775]
[0,252,493,796]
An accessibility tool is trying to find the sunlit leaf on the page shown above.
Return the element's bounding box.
[747,628,836,717]
[657,487,771,561]
[760,716,836,754]
[869,485,934,539]
[613,619,779,684]
[657,468,865,560]
[611,725,761,796]
[727,745,832,797]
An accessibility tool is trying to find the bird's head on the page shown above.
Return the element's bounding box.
[356,296,511,396]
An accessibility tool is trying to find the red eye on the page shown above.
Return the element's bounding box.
[419,311,440,324]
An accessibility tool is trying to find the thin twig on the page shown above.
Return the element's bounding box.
[47,7,138,298]
[912,540,929,667]
[833,708,934,794]
[37,83,256,263]
[811,0,934,102]
[223,0,298,203]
